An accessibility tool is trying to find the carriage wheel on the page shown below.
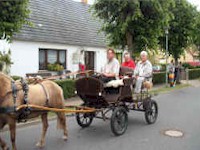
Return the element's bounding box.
[111,106,128,136]
[76,112,94,128]
[145,100,158,124]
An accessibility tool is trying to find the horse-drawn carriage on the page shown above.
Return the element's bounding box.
[0,68,158,149]
[75,67,158,136]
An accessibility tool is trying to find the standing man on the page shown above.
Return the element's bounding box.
[121,51,136,69]
[168,60,175,87]
[101,48,120,83]
[168,60,175,74]
[134,51,153,94]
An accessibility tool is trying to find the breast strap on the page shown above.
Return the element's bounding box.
[39,83,50,106]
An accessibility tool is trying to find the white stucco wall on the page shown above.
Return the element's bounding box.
[10,40,107,76]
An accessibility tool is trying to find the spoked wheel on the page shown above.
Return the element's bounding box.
[145,100,158,124]
[76,112,94,128]
[111,106,128,136]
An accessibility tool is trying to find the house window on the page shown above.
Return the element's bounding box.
[39,49,67,70]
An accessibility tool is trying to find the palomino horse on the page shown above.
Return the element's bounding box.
[0,73,68,150]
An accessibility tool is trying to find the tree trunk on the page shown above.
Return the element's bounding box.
[126,32,134,56]
[175,57,178,66]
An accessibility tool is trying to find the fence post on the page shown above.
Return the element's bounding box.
[186,68,189,84]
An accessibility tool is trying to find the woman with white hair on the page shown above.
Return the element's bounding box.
[134,51,153,94]
[121,51,136,69]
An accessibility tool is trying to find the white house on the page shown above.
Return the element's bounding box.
[10,0,107,77]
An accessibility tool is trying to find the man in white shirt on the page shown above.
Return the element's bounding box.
[134,51,153,93]
[101,48,120,83]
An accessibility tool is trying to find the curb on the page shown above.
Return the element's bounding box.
[1,113,75,132]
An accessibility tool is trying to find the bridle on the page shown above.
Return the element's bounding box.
[0,75,51,122]
[0,78,29,114]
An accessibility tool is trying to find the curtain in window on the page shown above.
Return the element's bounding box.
[59,51,65,63]
[39,50,45,63]
[48,50,57,64]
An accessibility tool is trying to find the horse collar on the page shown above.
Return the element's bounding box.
[20,78,29,104]
[11,80,17,109]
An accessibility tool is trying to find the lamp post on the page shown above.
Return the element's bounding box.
[165,27,169,87]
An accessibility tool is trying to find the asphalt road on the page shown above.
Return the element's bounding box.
[1,86,200,150]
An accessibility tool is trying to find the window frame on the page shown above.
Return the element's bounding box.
[39,48,67,70]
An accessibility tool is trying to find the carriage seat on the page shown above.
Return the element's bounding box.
[119,66,134,77]
[104,66,134,88]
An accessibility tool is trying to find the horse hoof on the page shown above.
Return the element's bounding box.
[36,142,45,148]
[62,135,68,141]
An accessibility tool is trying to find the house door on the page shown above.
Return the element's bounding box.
[84,51,95,70]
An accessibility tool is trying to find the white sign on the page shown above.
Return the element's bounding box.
[72,52,80,64]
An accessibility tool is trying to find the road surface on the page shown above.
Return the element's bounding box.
[1,86,200,150]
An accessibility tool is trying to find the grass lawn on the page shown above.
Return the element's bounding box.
[150,83,191,95]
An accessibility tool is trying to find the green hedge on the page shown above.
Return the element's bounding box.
[188,69,200,80]
[11,75,22,81]
[152,72,166,85]
[55,79,76,99]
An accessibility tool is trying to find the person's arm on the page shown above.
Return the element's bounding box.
[132,61,136,69]
[103,60,120,78]
[140,63,152,78]
[133,63,139,77]
[121,62,125,67]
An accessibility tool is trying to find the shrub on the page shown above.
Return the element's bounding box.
[47,63,64,71]
[11,75,22,81]
[182,62,200,69]
[188,69,200,80]
[0,62,4,71]
[182,63,194,69]
[55,79,76,99]
[153,72,166,84]
[160,64,167,72]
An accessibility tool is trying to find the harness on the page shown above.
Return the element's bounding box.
[39,83,50,106]
[0,80,22,114]
[0,78,49,122]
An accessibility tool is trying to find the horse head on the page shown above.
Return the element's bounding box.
[0,72,13,105]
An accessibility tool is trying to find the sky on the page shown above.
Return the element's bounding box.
[73,0,200,10]
[73,0,94,5]
[188,0,200,10]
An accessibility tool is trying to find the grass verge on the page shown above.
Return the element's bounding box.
[150,84,191,95]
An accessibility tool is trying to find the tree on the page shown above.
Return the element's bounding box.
[165,0,198,63]
[0,0,30,40]
[192,12,200,54]
[92,0,174,55]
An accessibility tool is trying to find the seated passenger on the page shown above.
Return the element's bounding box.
[101,48,120,83]
[122,51,136,69]
[134,51,153,94]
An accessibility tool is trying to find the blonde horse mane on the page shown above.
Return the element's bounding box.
[0,72,14,104]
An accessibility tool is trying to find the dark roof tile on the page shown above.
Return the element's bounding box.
[14,0,106,48]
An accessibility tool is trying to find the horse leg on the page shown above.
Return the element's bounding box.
[8,120,17,150]
[56,112,68,141]
[36,113,48,148]
[0,136,8,150]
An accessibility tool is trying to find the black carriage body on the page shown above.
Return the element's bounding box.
[74,68,158,136]
[75,77,133,108]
